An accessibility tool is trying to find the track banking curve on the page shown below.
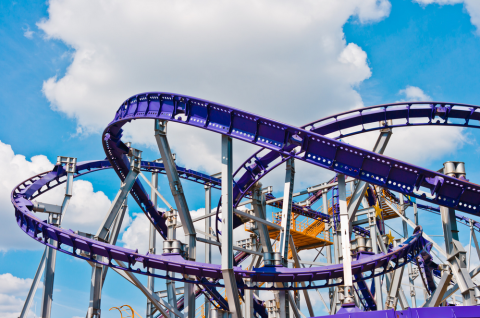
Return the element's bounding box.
[11,93,480,291]
[220,101,480,243]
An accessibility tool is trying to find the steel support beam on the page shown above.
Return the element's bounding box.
[155,120,196,318]
[87,150,138,318]
[368,209,384,310]
[96,150,141,240]
[250,182,300,318]
[113,260,182,318]
[205,184,212,318]
[347,129,391,224]
[278,158,295,318]
[375,227,409,309]
[440,206,476,305]
[288,236,314,317]
[338,174,354,304]
[40,156,76,318]
[424,265,453,307]
[383,198,448,258]
[385,261,405,309]
[220,135,242,318]
[19,248,47,318]
[147,168,158,318]
[235,208,282,230]
[251,183,273,254]
[439,264,480,304]
[279,158,295,262]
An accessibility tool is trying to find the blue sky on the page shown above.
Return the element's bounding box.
[1,0,480,317]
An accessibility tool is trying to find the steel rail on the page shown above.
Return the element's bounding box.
[13,92,444,291]
[219,101,480,249]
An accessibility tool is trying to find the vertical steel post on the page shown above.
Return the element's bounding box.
[221,135,242,318]
[40,157,76,318]
[468,219,474,271]
[413,202,419,226]
[40,214,59,318]
[278,158,295,318]
[244,279,254,318]
[399,194,416,308]
[205,184,212,318]
[369,209,384,310]
[279,158,295,262]
[338,174,354,303]
[146,170,158,318]
[252,183,273,254]
[165,209,178,316]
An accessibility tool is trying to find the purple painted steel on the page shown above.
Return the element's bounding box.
[12,159,429,290]
[304,102,480,138]
[318,305,480,317]
[215,101,480,247]
[10,92,480,294]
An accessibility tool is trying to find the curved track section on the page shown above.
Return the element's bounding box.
[12,159,428,289]
[104,94,480,215]
[224,102,480,242]
[14,92,459,292]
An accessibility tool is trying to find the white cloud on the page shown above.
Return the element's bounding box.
[414,0,480,35]
[37,0,391,174]
[0,273,35,297]
[344,85,471,167]
[0,273,41,318]
[0,140,119,251]
[23,25,34,39]
[344,125,470,166]
[398,85,431,101]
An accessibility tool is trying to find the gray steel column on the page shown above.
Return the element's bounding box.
[279,158,295,262]
[166,210,178,316]
[322,189,335,311]
[385,261,405,309]
[146,170,158,318]
[154,120,196,318]
[40,214,59,318]
[413,202,419,226]
[40,157,76,318]
[368,209,384,310]
[20,248,47,318]
[278,158,294,318]
[440,206,476,304]
[338,174,354,303]
[331,216,342,314]
[468,219,474,271]
[205,184,212,318]
[220,135,242,318]
[399,194,416,309]
[251,183,273,254]
[244,279,253,318]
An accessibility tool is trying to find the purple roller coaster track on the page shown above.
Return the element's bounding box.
[12,93,480,318]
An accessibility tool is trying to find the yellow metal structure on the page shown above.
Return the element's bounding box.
[109,305,143,318]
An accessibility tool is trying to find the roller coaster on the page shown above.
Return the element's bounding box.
[12,94,480,318]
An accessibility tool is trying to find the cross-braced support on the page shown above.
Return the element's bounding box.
[154,119,196,318]
[87,149,139,318]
